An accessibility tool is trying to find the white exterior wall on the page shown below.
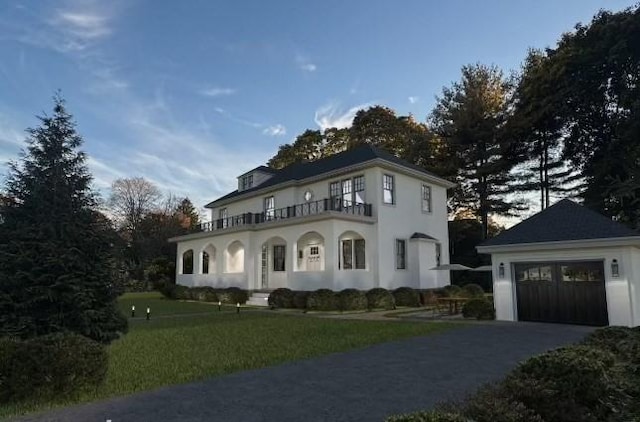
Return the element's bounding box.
[179,163,453,292]
[488,246,640,327]
[374,168,450,290]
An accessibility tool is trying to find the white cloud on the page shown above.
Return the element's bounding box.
[314,101,374,131]
[408,96,419,104]
[200,87,236,97]
[295,54,317,72]
[262,124,286,136]
[214,107,263,129]
[53,11,111,41]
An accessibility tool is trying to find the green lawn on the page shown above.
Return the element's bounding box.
[2,292,458,418]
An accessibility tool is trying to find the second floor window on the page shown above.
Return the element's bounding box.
[354,175,365,204]
[329,176,365,208]
[342,179,352,207]
[422,184,432,212]
[264,196,275,219]
[219,208,228,228]
[383,174,395,204]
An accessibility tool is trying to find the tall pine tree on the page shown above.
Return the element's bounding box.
[0,94,127,343]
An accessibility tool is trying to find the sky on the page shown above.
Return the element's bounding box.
[0,0,636,216]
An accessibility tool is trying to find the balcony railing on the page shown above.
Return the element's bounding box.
[196,198,373,233]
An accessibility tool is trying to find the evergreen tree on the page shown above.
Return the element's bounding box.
[174,197,200,230]
[429,64,524,239]
[0,94,127,343]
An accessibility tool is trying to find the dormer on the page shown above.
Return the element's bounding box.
[237,166,277,192]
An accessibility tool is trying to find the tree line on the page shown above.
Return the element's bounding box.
[269,6,640,238]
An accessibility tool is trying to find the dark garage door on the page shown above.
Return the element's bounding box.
[514,261,608,326]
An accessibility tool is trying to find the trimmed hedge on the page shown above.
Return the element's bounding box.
[393,287,421,307]
[462,298,495,320]
[216,287,249,304]
[461,283,485,298]
[306,289,339,311]
[366,288,396,310]
[0,333,107,404]
[268,288,295,309]
[337,289,368,311]
[442,285,463,298]
[188,286,218,302]
[292,291,310,309]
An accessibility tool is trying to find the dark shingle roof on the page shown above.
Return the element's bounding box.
[410,232,437,240]
[480,199,639,247]
[206,144,450,207]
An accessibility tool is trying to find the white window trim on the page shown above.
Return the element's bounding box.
[339,238,367,271]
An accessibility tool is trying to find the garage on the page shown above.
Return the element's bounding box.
[477,199,640,327]
[514,261,607,326]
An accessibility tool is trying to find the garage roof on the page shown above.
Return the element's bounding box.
[480,199,639,247]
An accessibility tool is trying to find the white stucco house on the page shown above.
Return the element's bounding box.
[169,144,455,298]
[477,199,640,327]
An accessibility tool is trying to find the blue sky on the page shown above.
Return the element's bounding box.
[0,0,635,212]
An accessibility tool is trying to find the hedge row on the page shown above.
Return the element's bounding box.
[0,333,107,404]
[269,287,418,311]
[160,284,248,304]
[387,326,640,422]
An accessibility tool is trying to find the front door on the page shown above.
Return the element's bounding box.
[306,244,321,271]
[261,244,268,289]
[514,261,608,326]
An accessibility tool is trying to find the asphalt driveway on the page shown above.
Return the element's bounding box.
[14,322,593,422]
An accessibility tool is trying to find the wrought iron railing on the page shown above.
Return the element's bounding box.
[196,198,373,233]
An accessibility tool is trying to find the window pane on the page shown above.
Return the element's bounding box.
[273,245,285,271]
[354,176,365,192]
[383,175,394,204]
[515,264,553,282]
[202,251,209,274]
[342,179,352,207]
[265,196,275,218]
[342,239,353,270]
[396,239,406,269]
[561,262,603,281]
[182,250,194,274]
[355,239,365,269]
[422,185,432,212]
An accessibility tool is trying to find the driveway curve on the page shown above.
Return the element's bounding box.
[14,322,593,422]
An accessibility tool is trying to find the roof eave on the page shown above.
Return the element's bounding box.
[476,236,640,254]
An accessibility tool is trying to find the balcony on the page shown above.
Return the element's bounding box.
[196,198,373,233]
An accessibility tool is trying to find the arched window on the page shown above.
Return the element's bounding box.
[182,249,194,274]
[201,244,216,274]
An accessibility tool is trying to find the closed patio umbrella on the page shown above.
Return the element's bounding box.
[429,264,471,271]
[470,265,493,272]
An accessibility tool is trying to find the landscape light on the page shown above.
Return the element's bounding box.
[236,302,240,314]
[218,300,222,311]
[146,307,151,321]
[131,305,135,318]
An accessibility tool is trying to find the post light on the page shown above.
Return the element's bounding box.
[611,259,620,278]
[498,263,505,279]
[146,307,151,321]
[218,300,222,311]
[236,302,240,314]
[131,305,135,318]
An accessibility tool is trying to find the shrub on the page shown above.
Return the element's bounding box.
[189,286,218,302]
[462,298,495,320]
[292,291,310,309]
[366,288,396,310]
[0,333,107,404]
[503,345,628,422]
[306,289,339,311]
[386,411,467,422]
[442,285,463,298]
[461,283,485,298]
[581,326,640,362]
[160,283,189,300]
[337,289,368,311]
[268,288,295,309]
[463,384,543,422]
[216,287,248,304]
[393,287,421,307]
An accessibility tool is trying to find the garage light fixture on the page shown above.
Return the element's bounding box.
[498,263,505,278]
[611,259,620,278]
